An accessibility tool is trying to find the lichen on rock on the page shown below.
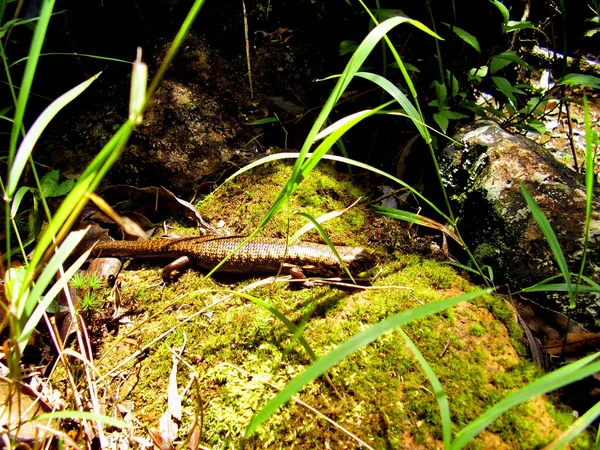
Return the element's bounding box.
[440,120,600,328]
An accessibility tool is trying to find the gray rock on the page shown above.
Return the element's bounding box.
[439,120,600,328]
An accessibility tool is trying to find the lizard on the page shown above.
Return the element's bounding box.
[90,235,375,280]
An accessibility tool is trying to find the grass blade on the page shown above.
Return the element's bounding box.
[18,230,90,352]
[289,199,360,243]
[296,212,355,282]
[258,16,440,234]
[235,292,318,362]
[452,352,600,449]
[520,183,574,305]
[6,73,100,199]
[354,71,427,139]
[219,152,452,223]
[576,94,595,291]
[245,288,493,436]
[521,283,599,293]
[399,329,452,447]
[32,410,129,429]
[543,400,600,449]
[372,205,462,245]
[8,0,56,165]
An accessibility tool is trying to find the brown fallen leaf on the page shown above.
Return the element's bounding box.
[514,298,600,356]
[0,376,53,445]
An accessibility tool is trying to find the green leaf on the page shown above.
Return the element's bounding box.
[517,273,600,295]
[520,119,547,135]
[375,8,408,21]
[492,76,519,106]
[442,261,494,283]
[490,51,532,73]
[433,112,449,133]
[557,73,600,90]
[442,110,469,120]
[40,170,59,197]
[354,71,428,140]
[245,117,279,125]
[433,109,469,134]
[339,40,359,56]
[490,0,509,25]
[372,205,463,246]
[39,171,74,197]
[52,179,75,197]
[432,80,447,106]
[390,61,420,72]
[447,71,459,96]
[525,97,546,114]
[8,0,56,168]
[496,51,532,69]
[10,186,34,219]
[519,123,545,135]
[296,212,355,281]
[468,66,488,82]
[502,20,539,33]
[443,23,480,52]
[490,57,512,74]
[246,288,494,436]
[19,230,91,352]
[520,283,598,293]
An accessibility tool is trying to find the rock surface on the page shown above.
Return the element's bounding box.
[439,120,600,327]
[41,33,261,195]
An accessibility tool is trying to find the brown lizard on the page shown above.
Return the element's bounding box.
[91,235,374,280]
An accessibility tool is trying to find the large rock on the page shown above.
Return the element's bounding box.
[41,33,261,195]
[439,120,600,327]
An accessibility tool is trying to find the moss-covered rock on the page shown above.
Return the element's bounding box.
[90,160,590,448]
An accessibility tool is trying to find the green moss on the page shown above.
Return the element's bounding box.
[469,324,486,337]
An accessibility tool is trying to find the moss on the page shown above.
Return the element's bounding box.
[469,324,486,337]
[87,161,591,448]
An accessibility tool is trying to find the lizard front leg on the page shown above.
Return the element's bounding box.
[162,256,192,280]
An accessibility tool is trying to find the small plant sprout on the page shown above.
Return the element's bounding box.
[69,272,105,292]
[79,291,104,312]
[69,272,89,291]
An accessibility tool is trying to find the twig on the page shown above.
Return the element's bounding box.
[565,101,579,172]
[438,339,451,358]
[242,0,253,99]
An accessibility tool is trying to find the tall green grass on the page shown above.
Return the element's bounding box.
[0,0,208,444]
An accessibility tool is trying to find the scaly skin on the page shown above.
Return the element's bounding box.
[91,236,375,277]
